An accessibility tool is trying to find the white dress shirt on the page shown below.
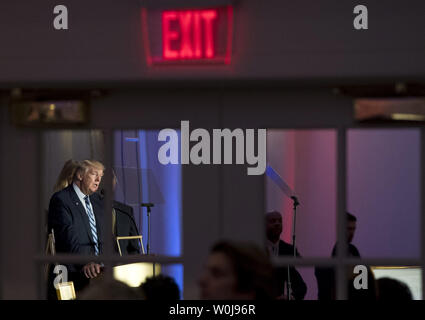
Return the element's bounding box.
[267,239,280,257]
[73,183,97,225]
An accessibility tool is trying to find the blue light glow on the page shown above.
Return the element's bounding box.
[138,130,183,296]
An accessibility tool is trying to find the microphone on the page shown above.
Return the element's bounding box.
[141,203,154,208]
[290,196,300,206]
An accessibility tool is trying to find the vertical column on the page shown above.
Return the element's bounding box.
[37,131,46,299]
[103,129,114,281]
[336,127,348,300]
[0,103,5,299]
[421,128,425,300]
[0,105,38,298]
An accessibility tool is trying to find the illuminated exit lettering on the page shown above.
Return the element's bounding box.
[162,9,217,60]
[142,5,233,65]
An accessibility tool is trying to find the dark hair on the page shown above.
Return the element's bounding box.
[210,241,275,300]
[377,278,413,300]
[265,211,281,217]
[348,266,377,300]
[347,212,357,222]
[78,279,144,300]
[140,275,180,300]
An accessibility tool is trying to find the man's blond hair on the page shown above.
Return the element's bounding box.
[73,160,105,181]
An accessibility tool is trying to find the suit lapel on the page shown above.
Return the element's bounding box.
[68,186,96,245]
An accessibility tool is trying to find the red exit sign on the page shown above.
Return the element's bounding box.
[162,9,217,60]
[142,6,233,65]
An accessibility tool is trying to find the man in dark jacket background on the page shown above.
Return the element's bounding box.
[265,211,307,300]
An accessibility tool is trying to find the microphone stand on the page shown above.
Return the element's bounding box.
[287,196,300,300]
[141,202,155,276]
[265,165,301,300]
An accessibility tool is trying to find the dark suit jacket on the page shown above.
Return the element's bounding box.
[274,240,308,300]
[315,243,361,300]
[331,243,361,258]
[47,184,104,293]
[113,200,141,255]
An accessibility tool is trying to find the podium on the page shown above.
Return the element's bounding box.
[111,166,166,287]
[45,229,76,300]
[113,262,161,287]
[116,235,145,256]
[113,167,165,256]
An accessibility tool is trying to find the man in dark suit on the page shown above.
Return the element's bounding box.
[113,200,142,255]
[330,212,361,258]
[315,212,361,300]
[48,160,105,297]
[109,169,142,255]
[265,211,307,300]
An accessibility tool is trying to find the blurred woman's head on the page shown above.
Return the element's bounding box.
[199,240,275,300]
[53,159,80,192]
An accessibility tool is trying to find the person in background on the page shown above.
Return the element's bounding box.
[265,211,307,300]
[199,240,276,300]
[377,277,413,300]
[110,169,141,255]
[140,275,180,300]
[315,212,362,300]
[53,159,81,193]
[78,279,144,300]
[331,212,361,257]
